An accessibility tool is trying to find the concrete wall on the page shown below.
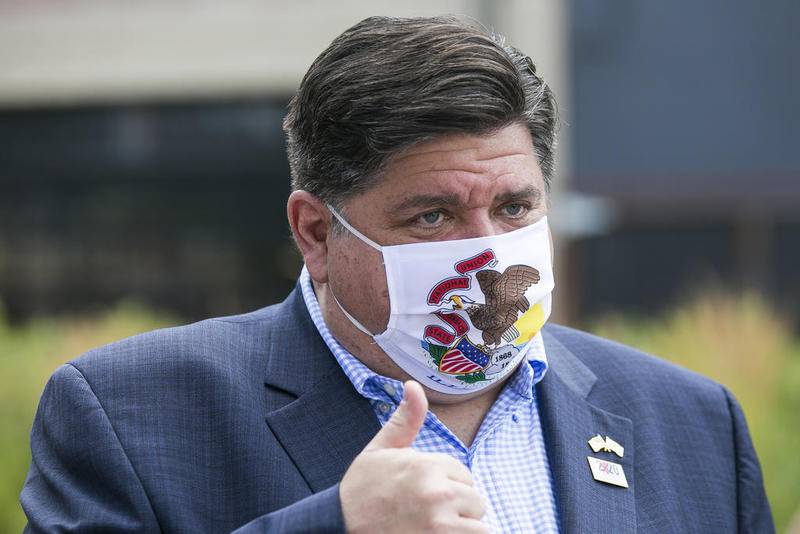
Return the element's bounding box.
[0,1,568,111]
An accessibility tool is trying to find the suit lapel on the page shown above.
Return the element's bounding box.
[540,327,637,534]
[265,370,380,492]
[262,287,380,493]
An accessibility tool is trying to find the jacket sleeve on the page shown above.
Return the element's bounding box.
[20,363,161,533]
[723,387,775,534]
[230,484,346,533]
[21,363,348,534]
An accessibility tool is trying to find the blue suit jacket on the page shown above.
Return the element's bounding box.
[21,287,774,533]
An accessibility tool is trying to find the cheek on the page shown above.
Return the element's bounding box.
[328,239,390,331]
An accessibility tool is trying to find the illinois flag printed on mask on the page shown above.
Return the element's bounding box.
[328,206,555,394]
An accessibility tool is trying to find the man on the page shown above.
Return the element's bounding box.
[21,15,773,533]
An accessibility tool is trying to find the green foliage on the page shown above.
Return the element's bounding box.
[426,343,448,366]
[1,292,798,531]
[0,299,178,533]
[455,371,487,384]
[589,291,800,532]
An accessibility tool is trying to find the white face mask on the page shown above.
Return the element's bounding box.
[327,206,555,394]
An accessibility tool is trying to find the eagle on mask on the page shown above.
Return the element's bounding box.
[449,265,540,346]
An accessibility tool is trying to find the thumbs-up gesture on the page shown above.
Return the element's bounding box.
[339,381,488,533]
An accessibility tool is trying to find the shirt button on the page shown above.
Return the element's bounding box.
[378,402,392,414]
[512,413,519,423]
[383,384,396,397]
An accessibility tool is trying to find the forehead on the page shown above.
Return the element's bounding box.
[363,123,545,208]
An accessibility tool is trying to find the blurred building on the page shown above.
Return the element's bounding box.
[0,0,797,325]
[566,0,800,321]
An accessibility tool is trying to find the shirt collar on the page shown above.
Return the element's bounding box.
[298,265,548,404]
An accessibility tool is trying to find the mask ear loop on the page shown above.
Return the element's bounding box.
[325,204,381,337]
[326,204,383,251]
[328,286,377,338]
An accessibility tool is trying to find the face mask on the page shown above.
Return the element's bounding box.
[327,206,555,394]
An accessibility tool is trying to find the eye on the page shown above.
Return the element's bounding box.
[500,202,528,218]
[419,210,443,225]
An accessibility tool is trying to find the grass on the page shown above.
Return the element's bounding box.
[1,292,798,532]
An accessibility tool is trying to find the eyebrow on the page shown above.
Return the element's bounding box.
[394,194,463,212]
[392,185,543,213]
[496,185,543,207]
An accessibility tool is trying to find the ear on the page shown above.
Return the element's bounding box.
[287,190,332,283]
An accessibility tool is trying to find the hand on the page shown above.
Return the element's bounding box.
[339,381,488,533]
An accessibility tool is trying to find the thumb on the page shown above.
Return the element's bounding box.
[365,380,428,450]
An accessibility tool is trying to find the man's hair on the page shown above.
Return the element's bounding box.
[283,15,558,207]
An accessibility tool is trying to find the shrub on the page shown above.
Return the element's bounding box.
[0,299,177,533]
[590,291,800,532]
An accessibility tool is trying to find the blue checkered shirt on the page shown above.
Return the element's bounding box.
[300,267,560,533]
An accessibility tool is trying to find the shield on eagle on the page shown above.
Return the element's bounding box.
[438,336,491,375]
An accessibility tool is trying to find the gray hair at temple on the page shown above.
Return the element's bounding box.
[283,15,559,209]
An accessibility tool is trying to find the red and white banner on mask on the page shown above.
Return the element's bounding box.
[423,249,496,345]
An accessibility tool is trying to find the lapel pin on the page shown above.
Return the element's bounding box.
[588,434,606,453]
[587,456,629,488]
[587,434,624,458]
[604,436,624,458]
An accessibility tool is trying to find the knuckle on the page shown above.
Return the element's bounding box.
[402,451,430,473]
[426,515,458,534]
[439,454,471,474]
[467,495,485,517]
[410,456,436,475]
[416,453,438,469]
[460,468,475,484]
[429,453,465,473]
[469,487,485,505]
[431,452,458,465]
[420,484,454,503]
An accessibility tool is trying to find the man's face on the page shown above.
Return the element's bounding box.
[327,122,549,334]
